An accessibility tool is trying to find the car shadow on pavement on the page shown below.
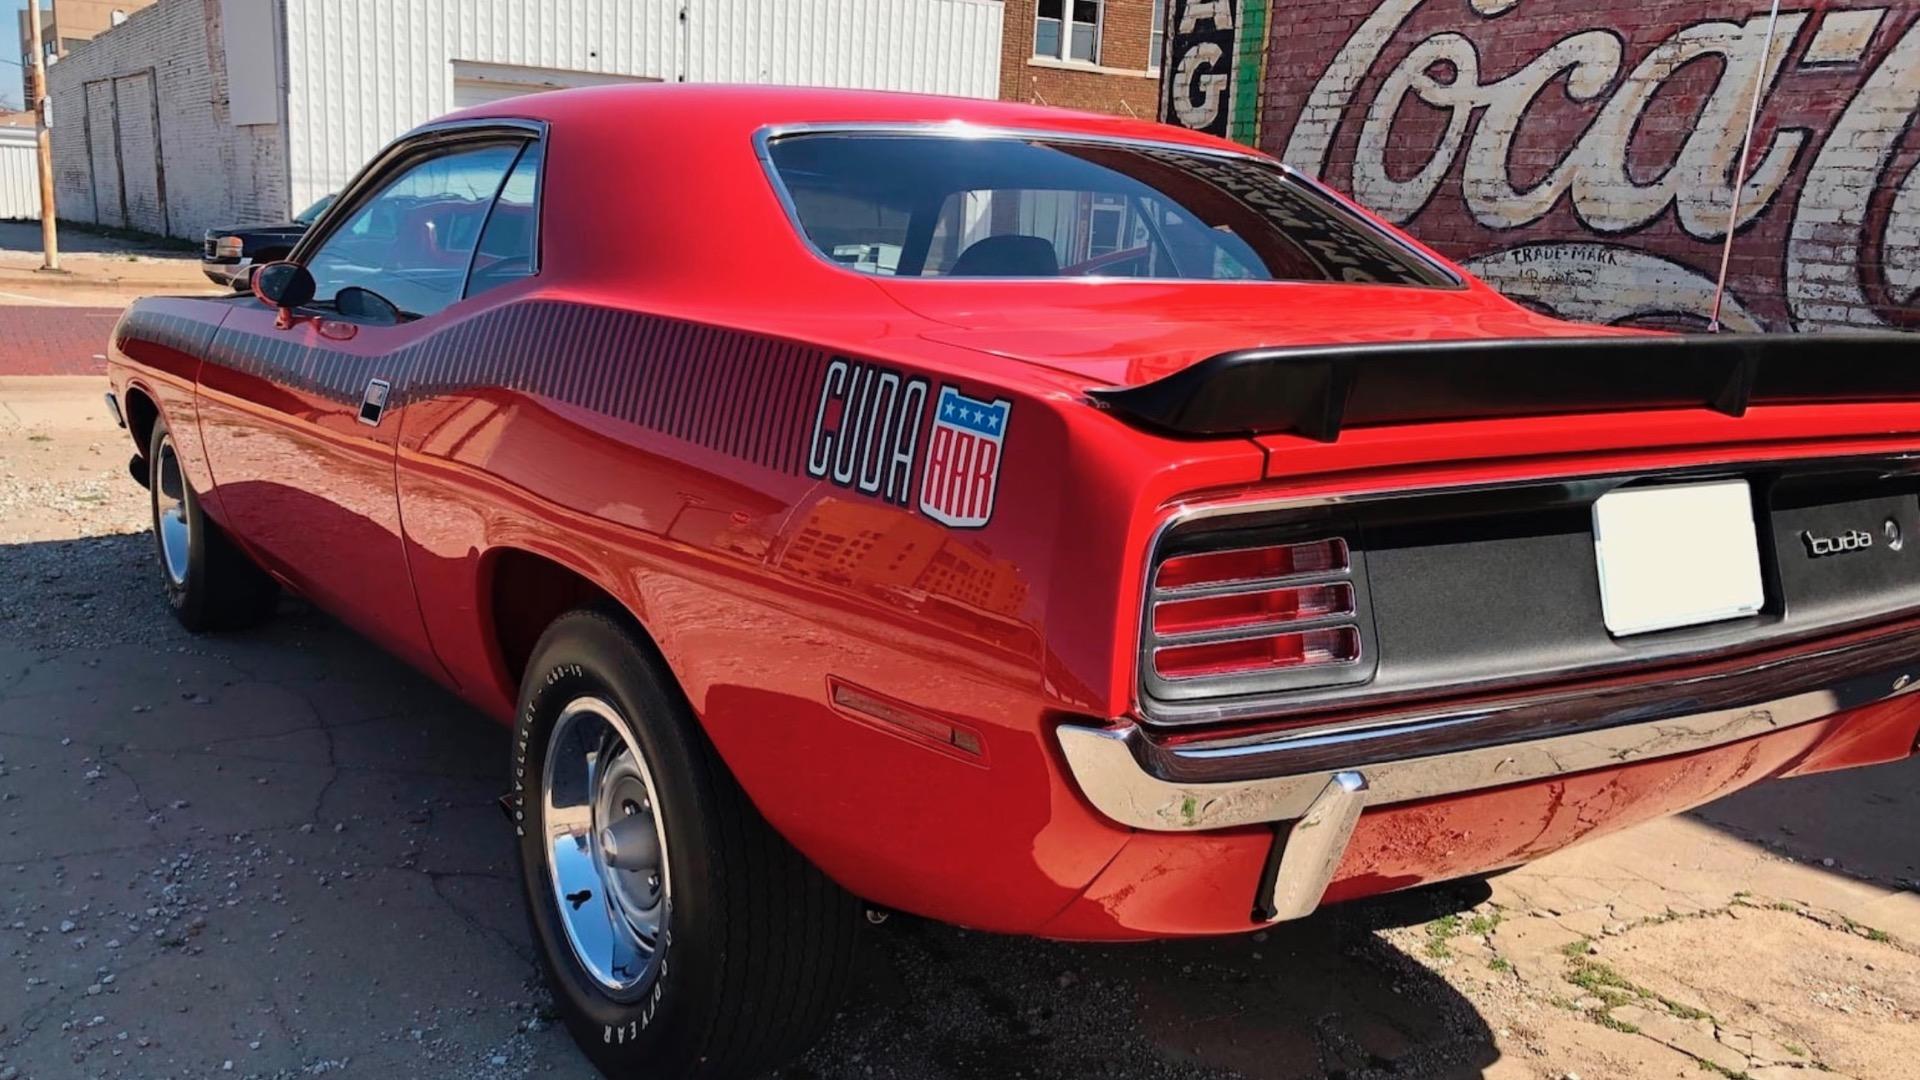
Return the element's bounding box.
[1685,757,1920,892]
[797,884,1502,1080]
[0,532,1502,1079]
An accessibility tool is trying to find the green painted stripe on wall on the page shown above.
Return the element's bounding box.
[1228,0,1269,146]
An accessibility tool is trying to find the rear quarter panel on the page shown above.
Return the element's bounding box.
[391,282,1269,930]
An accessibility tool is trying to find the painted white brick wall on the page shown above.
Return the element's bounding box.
[45,0,290,240]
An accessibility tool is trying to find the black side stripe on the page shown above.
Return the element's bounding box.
[121,301,835,475]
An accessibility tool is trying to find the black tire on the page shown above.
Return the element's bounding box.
[147,418,278,631]
[513,608,861,1079]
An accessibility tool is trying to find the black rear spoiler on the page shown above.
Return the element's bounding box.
[1085,333,1920,442]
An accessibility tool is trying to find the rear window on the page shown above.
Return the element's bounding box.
[764,132,1454,286]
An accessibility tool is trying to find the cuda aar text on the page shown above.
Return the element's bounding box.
[807,357,929,505]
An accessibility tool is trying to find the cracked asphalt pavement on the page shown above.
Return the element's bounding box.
[2,359,1918,1080]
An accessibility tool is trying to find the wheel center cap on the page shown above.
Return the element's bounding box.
[599,813,659,872]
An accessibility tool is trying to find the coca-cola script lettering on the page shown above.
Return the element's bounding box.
[1251,0,1919,330]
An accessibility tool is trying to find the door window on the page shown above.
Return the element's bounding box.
[304,142,522,318]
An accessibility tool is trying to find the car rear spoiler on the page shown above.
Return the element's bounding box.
[1085,333,1920,442]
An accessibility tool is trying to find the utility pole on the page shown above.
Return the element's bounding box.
[26,1,61,272]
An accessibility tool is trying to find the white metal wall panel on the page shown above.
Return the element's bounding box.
[685,0,1002,96]
[283,0,683,212]
[450,60,659,109]
[0,128,38,221]
[283,0,1004,212]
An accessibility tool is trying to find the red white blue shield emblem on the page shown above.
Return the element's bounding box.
[920,386,1011,528]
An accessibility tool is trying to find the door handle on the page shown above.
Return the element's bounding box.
[359,378,391,426]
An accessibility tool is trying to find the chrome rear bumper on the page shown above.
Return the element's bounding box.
[1058,620,1920,920]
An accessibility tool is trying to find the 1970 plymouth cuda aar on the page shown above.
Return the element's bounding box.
[105,85,1920,1078]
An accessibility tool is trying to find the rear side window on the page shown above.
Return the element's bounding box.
[465,141,542,299]
[765,133,1453,286]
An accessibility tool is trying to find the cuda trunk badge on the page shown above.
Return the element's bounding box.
[1802,528,1874,557]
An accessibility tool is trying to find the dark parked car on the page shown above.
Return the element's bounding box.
[200,193,335,288]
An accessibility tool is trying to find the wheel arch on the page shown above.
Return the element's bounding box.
[122,381,160,457]
[479,545,664,701]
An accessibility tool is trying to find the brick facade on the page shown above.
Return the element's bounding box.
[44,0,289,240]
[1162,0,1919,333]
[999,0,1162,117]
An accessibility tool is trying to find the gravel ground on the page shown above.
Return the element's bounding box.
[2,369,1917,1080]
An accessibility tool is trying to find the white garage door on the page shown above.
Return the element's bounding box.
[451,60,659,109]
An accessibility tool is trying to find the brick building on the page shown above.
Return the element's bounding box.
[1157,0,1919,334]
[998,0,1166,116]
[15,1,158,107]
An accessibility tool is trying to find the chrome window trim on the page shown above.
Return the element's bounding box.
[1133,451,1920,728]
[750,122,1463,288]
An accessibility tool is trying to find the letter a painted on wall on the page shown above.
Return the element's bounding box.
[1159,0,1270,144]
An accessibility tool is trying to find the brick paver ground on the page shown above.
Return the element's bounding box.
[0,303,122,375]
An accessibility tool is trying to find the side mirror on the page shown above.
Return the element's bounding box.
[251,260,316,327]
[334,285,401,326]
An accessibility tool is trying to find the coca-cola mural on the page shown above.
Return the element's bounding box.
[1164,0,1920,331]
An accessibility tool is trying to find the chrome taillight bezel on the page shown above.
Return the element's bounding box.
[1138,512,1380,722]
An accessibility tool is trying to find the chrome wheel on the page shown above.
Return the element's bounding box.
[154,434,191,586]
[542,695,671,997]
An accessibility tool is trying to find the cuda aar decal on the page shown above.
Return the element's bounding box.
[921,386,1010,529]
[805,359,1011,529]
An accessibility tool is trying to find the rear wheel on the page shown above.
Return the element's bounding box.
[513,609,861,1078]
[148,419,277,631]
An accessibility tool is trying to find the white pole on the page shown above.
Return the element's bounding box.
[1708,0,1782,333]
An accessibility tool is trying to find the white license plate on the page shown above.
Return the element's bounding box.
[1592,480,1765,637]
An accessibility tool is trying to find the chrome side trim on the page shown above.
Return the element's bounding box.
[1062,630,1920,833]
[1267,772,1367,922]
[103,391,125,429]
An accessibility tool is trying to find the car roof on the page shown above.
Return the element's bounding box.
[438,82,1245,157]
[407,83,1485,383]
[414,84,1288,319]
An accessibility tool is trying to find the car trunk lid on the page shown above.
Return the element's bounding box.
[890,279,1600,391]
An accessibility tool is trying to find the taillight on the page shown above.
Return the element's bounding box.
[1142,530,1372,710]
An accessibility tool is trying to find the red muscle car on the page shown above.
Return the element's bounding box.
[105,85,1920,1078]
